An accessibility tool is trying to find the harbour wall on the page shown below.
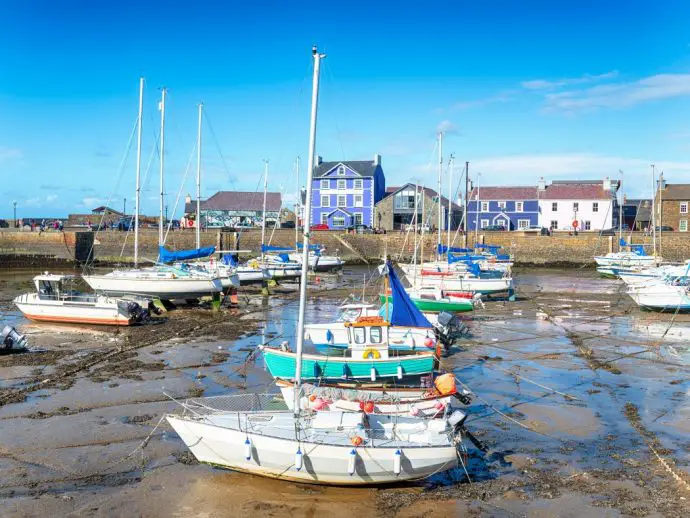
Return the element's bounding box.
[0,229,688,267]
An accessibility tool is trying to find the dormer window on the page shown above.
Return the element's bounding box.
[337,165,346,175]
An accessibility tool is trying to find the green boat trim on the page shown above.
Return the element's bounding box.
[260,346,436,381]
[379,294,473,313]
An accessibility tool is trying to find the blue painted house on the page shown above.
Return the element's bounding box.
[311,155,386,229]
[467,186,539,230]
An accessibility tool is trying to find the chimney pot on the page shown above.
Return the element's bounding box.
[317,155,323,166]
[185,194,192,204]
[537,177,546,191]
[374,153,382,166]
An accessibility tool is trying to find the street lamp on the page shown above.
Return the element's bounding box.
[13,200,17,228]
[123,197,127,217]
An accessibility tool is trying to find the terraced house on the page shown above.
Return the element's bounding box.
[467,186,540,230]
[310,154,386,229]
[655,181,690,232]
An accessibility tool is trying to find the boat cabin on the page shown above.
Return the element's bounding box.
[33,274,78,299]
[338,303,378,322]
[344,316,391,359]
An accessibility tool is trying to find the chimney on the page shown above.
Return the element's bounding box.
[316,155,323,166]
[603,176,611,192]
[537,177,546,191]
[374,153,382,166]
[185,194,192,205]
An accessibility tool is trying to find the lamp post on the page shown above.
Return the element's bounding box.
[13,200,17,228]
[123,198,127,217]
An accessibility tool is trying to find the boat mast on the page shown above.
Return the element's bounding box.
[436,131,443,261]
[617,169,623,244]
[261,159,269,261]
[134,77,144,267]
[464,162,469,242]
[196,103,203,250]
[475,172,481,246]
[447,154,454,254]
[294,47,324,417]
[159,87,167,246]
[651,164,656,256]
[413,180,419,286]
[295,156,300,250]
[420,188,426,265]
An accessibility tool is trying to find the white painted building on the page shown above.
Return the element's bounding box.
[537,178,620,231]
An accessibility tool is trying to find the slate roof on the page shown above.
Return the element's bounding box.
[314,160,378,178]
[469,186,538,200]
[659,184,690,200]
[184,191,282,213]
[470,181,617,201]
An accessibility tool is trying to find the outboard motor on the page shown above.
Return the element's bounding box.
[1,325,28,352]
[127,301,150,324]
[434,311,469,350]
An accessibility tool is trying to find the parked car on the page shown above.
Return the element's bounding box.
[483,225,507,231]
[117,216,134,231]
[348,224,373,234]
[282,221,296,229]
[655,225,674,232]
[599,228,616,236]
[310,223,329,231]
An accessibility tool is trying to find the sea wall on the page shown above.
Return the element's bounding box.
[0,228,688,267]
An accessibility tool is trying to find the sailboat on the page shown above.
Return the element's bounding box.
[83,80,223,301]
[166,48,467,485]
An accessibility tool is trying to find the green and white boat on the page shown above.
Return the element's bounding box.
[380,286,476,313]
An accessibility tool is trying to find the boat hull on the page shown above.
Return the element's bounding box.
[261,347,436,381]
[14,294,133,326]
[379,294,473,313]
[166,414,458,485]
[83,273,223,300]
[411,276,513,295]
[304,323,437,352]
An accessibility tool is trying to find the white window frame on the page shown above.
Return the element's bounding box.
[480,219,489,228]
[337,165,346,175]
[551,202,558,212]
[354,194,363,207]
[321,195,329,207]
[517,219,530,230]
[584,220,591,231]
[550,220,558,229]
[320,179,329,189]
[515,201,523,212]
[480,201,489,212]
[497,201,506,210]
[680,202,688,214]
[321,213,328,224]
[332,216,346,227]
[337,179,346,190]
[337,195,347,208]
[573,202,579,212]
[680,219,688,232]
[592,202,599,213]
[353,179,363,190]
[354,213,363,225]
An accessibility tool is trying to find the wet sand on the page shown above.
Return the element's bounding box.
[0,266,689,517]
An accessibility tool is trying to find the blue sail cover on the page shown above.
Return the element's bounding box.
[261,244,293,253]
[619,238,627,247]
[297,243,321,250]
[437,244,473,254]
[387,263,432,328]
[448,253,486,263]
[222,254,238,266]
[631,244,647,256]
[158,245,215,263]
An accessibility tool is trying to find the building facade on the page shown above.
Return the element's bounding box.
[655,182,690,232]
[539,179,619,231]
[183,191,282,229]
[375,184,462,231]
[467,187,539,231]
[310,155,385,229]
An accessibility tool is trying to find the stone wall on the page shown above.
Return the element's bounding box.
[1,228,688,267]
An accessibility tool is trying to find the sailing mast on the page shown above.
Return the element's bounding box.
[447,154,454,254]
[196,103,203,250]
[464,161,469,246]
[295,156,300,250]
[158,88,167,246]
[651,164,657,257]
[475,172,481,246]
[413,180,419,286]
[617,170,623,245]
[294,47,325,416]
[261,160,269,261]
[436,132,443,261]
[134,77,144,267]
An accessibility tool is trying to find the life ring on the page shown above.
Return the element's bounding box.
[362,348,381,359]
[187,219,194,228]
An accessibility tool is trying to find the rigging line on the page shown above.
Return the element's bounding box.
[202,110,236,189]
[83,117,140,270]
[322,57,347,161]
[163,142,197,244]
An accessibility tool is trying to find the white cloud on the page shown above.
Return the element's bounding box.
[436,120,458,135]
[45,194,58,203]
[521,71,619,90]
[0,146,23,164]
[542,74,690,113]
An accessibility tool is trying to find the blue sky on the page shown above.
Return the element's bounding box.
[1,1,690,218]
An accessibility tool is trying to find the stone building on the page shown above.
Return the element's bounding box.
[374,184,462,231]
[183,191,282,229]
[655,181,690,232]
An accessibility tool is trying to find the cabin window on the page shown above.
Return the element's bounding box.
[337,165,346,175]
[584,220,591,230]
[680,219,688,232]
[337,179,346,190]
[592,202,599,212]
[680,202,688,214]
[480,201,489,212]
[551,202,558,212]
[515,201,523,212]
[320,179,329,189]
[321,195,329,207]
[353,327,366,344]
[337,195,347,207]
[370,326,382,343]
[354,194,363,207]
[354,179,363,190]
[517,219,529,230]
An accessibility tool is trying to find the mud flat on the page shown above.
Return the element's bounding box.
[0,267,689,517]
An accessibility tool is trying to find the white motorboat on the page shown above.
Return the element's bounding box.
[594,251,659,268]
[289,250,344,273]
[626,278,690,310]
[14,274,148,326]
[83,267,222,300]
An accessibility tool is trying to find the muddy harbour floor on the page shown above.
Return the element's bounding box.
[0,266,689,517]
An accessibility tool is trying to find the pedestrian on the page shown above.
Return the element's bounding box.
[58,220,63,232]
[30,219,35,232]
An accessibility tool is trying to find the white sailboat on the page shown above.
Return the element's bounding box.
[83,79,223,301]
[166,48,467,485]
